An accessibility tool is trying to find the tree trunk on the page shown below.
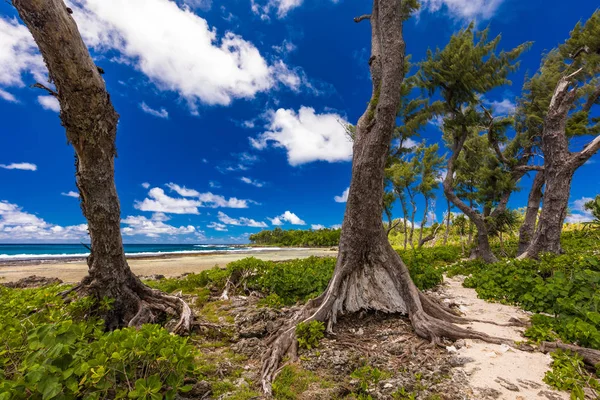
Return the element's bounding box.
[443,130,498,263]
[418,197,429,244]
[14,0,191,332]
[261,1,506,393]
[517,171,544,256]
[443,199,451,245]
[400,195,409,250]
[521,73,600,258]
[408,188,417,248]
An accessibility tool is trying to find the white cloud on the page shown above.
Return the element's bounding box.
[272,39,297,55]
[269,211,305,226]
[209,181,221,189]
[38,95,60,112]
[0,200,88,241]
[207,221,228,231]
[67,0,301,107]
[311,224,325,230]
[0,89,17,103]
[330,224,342,229]
[419,0,506,21]
[136,184,252,214]
[0,162,37,171]
[251,107,352,166]
[217,211,267,228]
[183,0,212,10]
[121,214,195,237]
[251,0,303,19]
[566,197,595,223]
[240,176,264,187]
[142,182,151,189]
[334,187,349,203]
[165,183,201,197]
[135,188,202,214]
[140,102,169,119]
[0,17,46,98]
[484,98,516,116]
[61,191,80,198]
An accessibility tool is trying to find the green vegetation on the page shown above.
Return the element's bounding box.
[543,350,599,400]
[296,321,325,350]
[0,286,199,400]
[249,227,341,247]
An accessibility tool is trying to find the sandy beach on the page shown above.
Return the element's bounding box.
[0,248,336,283]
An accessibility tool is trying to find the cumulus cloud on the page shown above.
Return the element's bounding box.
[269,211,305,226]
[135,188,202,214]
[38,95,60,112]
[207,221,228,231]
[142,182,151,189]
[217,211,267,227]
[240,177,265,187]
[566,197,595,223]
[121,213,195,237]
[0,162,37,171]
[251,107,352,166]
[140,102,169,119]
[65,0,301,108]
[0,200,88,241]
[136,184,251,214]
[311,224,325,230]
[330,224,342,229]
[334,187,349,203]
[419,0,506,21]
[61,191,80,198]
[0,17,46,100]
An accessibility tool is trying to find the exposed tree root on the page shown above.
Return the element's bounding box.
[260,250,513,396]
[540,341,600,367]
[63,275,193,335]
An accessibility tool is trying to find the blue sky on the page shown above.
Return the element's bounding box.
[0,0,598,244]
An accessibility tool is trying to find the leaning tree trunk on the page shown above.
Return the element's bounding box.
[418,197,428,245]
[521,73,600,259]
[517,171,544,256]
[408,188,417,248]
[400,195,409,250]
[260,1,506,394]
[14,0,191,332]
[443,199,451,245]
[443,130,498,263]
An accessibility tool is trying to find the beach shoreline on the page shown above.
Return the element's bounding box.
[0,248,337,283]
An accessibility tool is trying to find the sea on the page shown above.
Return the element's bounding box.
[0,243,274,262]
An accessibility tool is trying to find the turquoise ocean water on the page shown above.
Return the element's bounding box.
[0,243,258,261]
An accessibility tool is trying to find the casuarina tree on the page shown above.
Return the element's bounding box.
[13,0,192,332]
[260,1,506,394]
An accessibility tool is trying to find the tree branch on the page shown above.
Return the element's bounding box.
[571,134,600,169]
[31,82,58,97]
[583,84,600,112]
[354,14,371,23]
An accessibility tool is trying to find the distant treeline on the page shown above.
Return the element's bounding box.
[249,227,341,247]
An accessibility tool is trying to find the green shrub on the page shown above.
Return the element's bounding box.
[0,286,199,400]
[296,321,325,350]
[543,350,600,400]
[350,365,390,393]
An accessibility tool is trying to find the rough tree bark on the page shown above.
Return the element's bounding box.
[517,171,545,256]
[260,1,506,394]
[521,72,600,259]
[443,130,498,263]
[408,186,417,248]
[418,197,429,244]
[443,199,451,245]
[14,0,191,332]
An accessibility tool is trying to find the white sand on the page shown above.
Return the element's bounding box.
[441,275,568,400]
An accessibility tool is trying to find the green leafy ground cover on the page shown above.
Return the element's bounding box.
[2,230,600,399]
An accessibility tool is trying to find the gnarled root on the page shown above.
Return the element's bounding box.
[65,274,193,335]
[260,250,512,396]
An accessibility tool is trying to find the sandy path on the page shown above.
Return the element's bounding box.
[0,248,336,283]
[440,275,568,400]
